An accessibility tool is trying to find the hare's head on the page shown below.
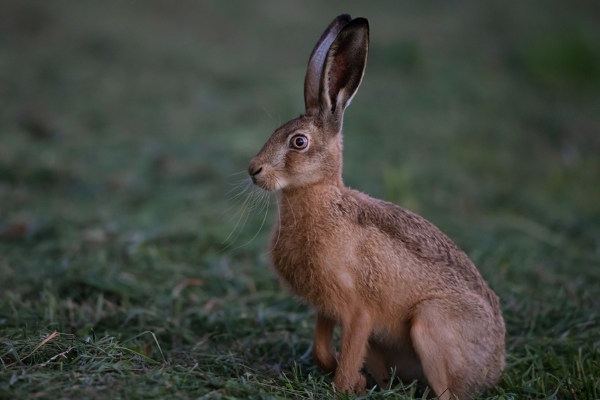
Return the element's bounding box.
[248,15,369,191]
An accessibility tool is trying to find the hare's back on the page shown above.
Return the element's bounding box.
[340,189,500,310]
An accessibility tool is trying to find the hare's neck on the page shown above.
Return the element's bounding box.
[279,182,342,224]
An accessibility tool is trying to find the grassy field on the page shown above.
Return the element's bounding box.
[1,1,599,398]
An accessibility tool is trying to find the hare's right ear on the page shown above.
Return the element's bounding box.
[319,17,369,126]
[304,14,352,114]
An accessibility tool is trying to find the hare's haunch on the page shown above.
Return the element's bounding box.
[248,14,505,399]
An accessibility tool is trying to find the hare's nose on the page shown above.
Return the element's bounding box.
[250,167,262,176]
[248,162,263,183]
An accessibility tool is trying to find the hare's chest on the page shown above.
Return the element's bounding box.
[268,217,357,308]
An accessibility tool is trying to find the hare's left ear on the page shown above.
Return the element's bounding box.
[304,14,352,114]
[319,17,369,125]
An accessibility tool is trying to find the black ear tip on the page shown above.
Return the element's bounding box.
[336,14,352,24]
[349,17,369,31]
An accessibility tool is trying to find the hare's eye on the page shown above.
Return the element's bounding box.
[290,134,309,150]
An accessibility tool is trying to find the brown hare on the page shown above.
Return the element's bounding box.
[247,14,505,399]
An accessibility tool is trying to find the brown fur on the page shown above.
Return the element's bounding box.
[247,15,505,399]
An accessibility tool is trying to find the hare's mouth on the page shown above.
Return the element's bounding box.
[252,180,271,191]
[248,162,288,192]
[250,174,287,192]
[251,179,277,192]
[248,172,272,191]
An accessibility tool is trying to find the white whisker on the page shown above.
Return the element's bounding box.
[263,178,284,256]
[225,179,252,194]
[225,180,250,188]
[221,186,269,251]
[221,188,256,244]
[224,179,251,199]
[225,187,256,222]
[283,190,297,228]
[246,189,267,212]
[225,170,248,178]
[229,189,271,251]
[260,105,279,130]
[220,187,253,218]
[253,191,269,215]
[221,196,254,251]
[271,192,283,254]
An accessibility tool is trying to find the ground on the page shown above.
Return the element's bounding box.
[0,1,599,399]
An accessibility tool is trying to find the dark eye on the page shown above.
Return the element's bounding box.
[290,134,309,150]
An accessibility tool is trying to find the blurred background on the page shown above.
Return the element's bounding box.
[0,0,599,398]
[1,1,599,234]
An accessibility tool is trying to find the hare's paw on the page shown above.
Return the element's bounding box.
[354,373,367,395]
[333,372,367,396]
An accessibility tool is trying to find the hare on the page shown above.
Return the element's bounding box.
[247,14,505,399]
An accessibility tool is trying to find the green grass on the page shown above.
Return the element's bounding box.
[1,1,599,398]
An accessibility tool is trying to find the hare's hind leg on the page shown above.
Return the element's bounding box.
[364,340,390,388]
[366,331,427,391]
[410,298,499,400]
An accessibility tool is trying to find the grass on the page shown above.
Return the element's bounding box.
[1,0,599,398]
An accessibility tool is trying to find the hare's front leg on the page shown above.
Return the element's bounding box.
[333,309,373,395]
[312,313,338,373]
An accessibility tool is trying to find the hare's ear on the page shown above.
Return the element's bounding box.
[319,17,369,125]
[304,14,352,114]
